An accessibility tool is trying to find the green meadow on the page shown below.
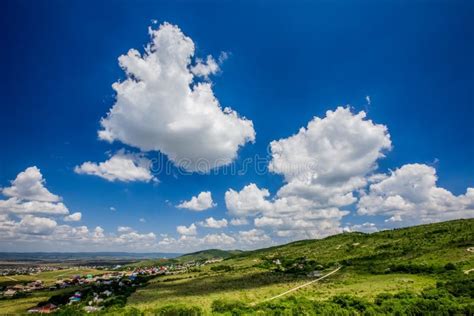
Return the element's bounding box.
[123,219,473,315]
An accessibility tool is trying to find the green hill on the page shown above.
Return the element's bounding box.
[125,219,474,315]
[176,249,243,263]
[233,218,473,272]
[127,249,243,268]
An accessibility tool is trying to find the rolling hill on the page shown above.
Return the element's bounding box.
[124,219,474,315]
[176,249,243,263]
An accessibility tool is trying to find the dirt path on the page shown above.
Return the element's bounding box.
[464,268,474,274]
[5,276,18,281]
[253,266,342,305]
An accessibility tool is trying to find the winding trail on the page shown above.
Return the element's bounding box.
[5,276,18,281]
[252,266,342,305]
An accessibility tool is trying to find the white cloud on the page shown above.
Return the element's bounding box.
[190,55,220,78]
[0,167,70,216]
[117,226,134,233]
[158,232,236,252]
[177,191,216,211]
[269,106,391,190]
[225,184,272,217]
[230,218,248,226]
[2,166,59,202]
[226,183,349,240]
[225,107,392,240]
[0,198,69,215]
[17,215,57,235]
[254,216,284,227]
[64,212,82,222]
[97,22,255,172]
[139,218,146,223]
[110,206,116,211]
[343,222,378,233]
[74,151,154,182]
[93,226,105,239]
[237,229,272,246]
[176,223,197,236]
[202,233,235,245]
[115,231,156,244]
[157,229,272,252]
[199,217,228,228]
[357,163,474,225]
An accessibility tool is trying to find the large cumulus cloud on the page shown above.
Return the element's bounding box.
[225,107,392,239]
[357,163,474,224]
[98,22,255,172]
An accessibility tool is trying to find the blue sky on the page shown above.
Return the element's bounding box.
[1,0,473,252]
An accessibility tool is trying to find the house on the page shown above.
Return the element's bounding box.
[84,306,102,313]
[3,289,17,297]
[27,303,57,314]
[69,292,82,303]
[12,284,26,291]
[102,290,112,297]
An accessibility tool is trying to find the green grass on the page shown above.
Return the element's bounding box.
[128,249,243,268]
[127,219,474,314]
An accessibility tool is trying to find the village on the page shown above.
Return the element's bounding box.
[0,265,64,277]
[0,258,224,314]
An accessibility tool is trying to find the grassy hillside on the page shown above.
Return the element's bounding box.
[125,219,474,315]
[127,249,242,268]
[177,249,243,263]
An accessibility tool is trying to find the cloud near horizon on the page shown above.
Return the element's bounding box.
[220,107,474,246]
[0,167,157,251]
[225,107,392,240]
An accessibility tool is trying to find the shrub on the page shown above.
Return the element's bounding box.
[211,299,248,313]
[211,265,233,272]
[151,304,203,316]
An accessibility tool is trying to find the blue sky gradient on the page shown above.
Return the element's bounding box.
[1,0,473,252]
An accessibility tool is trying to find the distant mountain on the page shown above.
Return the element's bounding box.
[0,252,181,262]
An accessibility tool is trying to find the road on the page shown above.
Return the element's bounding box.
[253,266,342,305]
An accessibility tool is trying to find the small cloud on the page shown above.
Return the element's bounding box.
[218,51,229,64]
[198,217,228,228]
[110,206,116,211]
[64,212,82,222]
[177,191,216,211]
[365,95,371,105]
[139,218,146,223]
[117,226,134,233]
[176,223,197,236]
[74,150,155,183]
[230,218,248,226]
